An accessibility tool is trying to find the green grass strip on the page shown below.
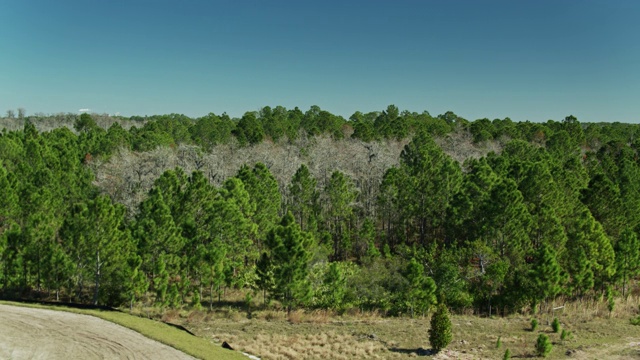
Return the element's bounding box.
[0,301,247,360]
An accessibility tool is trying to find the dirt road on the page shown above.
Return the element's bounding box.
[0,304,195,359]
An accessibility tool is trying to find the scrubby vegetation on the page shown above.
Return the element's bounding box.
[551,317,560,333]
[535,333,553,357]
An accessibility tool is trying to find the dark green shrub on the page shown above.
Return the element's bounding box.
[551,317,560,333]
[429,303,453,351]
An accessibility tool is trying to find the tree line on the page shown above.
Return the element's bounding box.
[0,108,639,317]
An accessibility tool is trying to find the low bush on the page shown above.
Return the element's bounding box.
[535,333,552,357]
[551,317,560,333]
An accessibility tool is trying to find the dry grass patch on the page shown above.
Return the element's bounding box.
[287,309,333,324]
[161,308,182,323]
[179,306,640,360]
[231,331,388,360]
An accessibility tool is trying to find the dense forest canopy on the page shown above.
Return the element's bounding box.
[1,105,639,316]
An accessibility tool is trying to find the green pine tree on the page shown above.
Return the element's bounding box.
[535,333,552,357]
[615,227,640,297]
[255,251,275,305]
[236,163,281,246]
[396,130,462,245]
[324,171,358,260]
[60,196,133,305]
[215,178,257,289]
[321,262,348,310]
[264,212,313,313]
[288,164,319,232]
[135,187,184,288]
[530,242,563,314]
[404,258,437,317]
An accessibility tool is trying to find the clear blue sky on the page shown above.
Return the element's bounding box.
[1,0,639,122]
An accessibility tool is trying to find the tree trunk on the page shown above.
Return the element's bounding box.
[93,250,101,305]
[209,283,214,311]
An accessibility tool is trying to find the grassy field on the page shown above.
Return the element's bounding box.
[145,292,640,360]
[0,300,246,360]
[3,295,640,360]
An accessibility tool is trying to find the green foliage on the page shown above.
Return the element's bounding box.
[323,171,358,260]
[503,348,511,360]
[216,178,258,288]
[321,262,348,310]
[551,317,560,333]
[530,242,563,308]
[496,336,502,349]
[5,109,640,318]
[191,112,234,148]
[168,283,180,308]
[359,219,380,263]
[236,163,281,242]
[261,212,313,312]
[630,316,640,326]
[60,196,133,305]
[404,258,437,317]
[531,318,538,332]
[302,105,345,138]
[374,105,408,140]
[289,164,319,233]
[429,303,453,351]
[233,112,264,146]
[560,329,571,340]
[154,260,170,306]
[310,261,357,311]
[259,106,288,141]
[607,286,615,316]
[74,113,98,133]
[255,252,275,304]
[135,185,185,293]
[191,289,201,310]
[470,118,494,143]
[394,130,462,245]
[431,249,472,310]
[350,111,376,141]
[125,254,148,309]
[346,257,403,312]
[615,227,640,297]
[535,333,553,357]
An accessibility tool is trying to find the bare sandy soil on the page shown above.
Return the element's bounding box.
[0,304,195,360]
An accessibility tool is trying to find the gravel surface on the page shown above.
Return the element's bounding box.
[0,304,195,360]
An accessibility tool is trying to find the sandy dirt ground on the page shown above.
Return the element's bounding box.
[0,304,195,360]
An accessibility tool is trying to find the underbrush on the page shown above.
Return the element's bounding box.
[139,294,640,360]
